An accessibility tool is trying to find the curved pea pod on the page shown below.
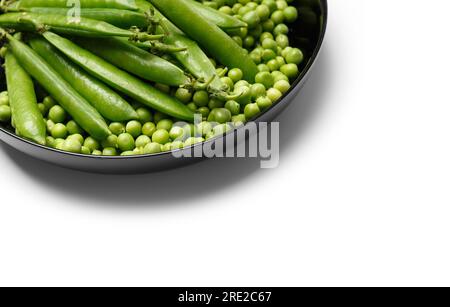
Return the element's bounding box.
[3,31,111,140]
[5,51,46,145]
[29,37,138,122]
[188,0,247,29]
[0,12,161,41]
[42,31,195,122]
[74,36,190,86]
[149,0,258,82]
[19,0,138,11]
[21,7,149,29]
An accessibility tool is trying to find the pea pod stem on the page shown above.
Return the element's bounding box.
[0,28,111,140]
[42,31,195,122]
[29,36,138,122]
[5,50,46,145]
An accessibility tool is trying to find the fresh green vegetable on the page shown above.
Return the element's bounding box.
[5,51,46,144]
[2,29,111,140]
[188,0,247,29]
[29,37,138,121]
[74,37,190,86]
[42,31,195,121]
[0,12,162,41]
[149,0,258,82]
[18,0,138,11]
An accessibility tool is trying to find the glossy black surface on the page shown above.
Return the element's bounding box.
[0,0,327,173]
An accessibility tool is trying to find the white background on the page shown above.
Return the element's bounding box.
[1,0,450,286]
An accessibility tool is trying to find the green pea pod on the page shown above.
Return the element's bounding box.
[149,0,258,82]
[42,31,195,122]
[135,0,225,92]
[19,0,138,11]
[19,7,149,29]
[188,0,247,29]
[29,37,138,122]
[5,51,46,145]
[74,36,190,86]
[0,12,161,41]
[2,30,111,140]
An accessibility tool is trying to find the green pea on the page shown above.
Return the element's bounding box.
[54,138,65,149]
[91,149,102,156]
[143,142,162,154]
[244,103,261,119]
[250,83,267,99]
[262,38,277,51]
[0,95,8,106]
[255,71,275,89]
[271,10,285,24]
[283,6,298,23]
[197,106,210,119]
[36,103,46,116]
[280,63,299,78]
[212,108,232,124]
[250,52,262,64]
[256,4,271,21]
[193,90,210,107]
[156,119,173,131]
[81,146,91,155]
[274,80,291,93]
[276,56,286,67]
[262,0,277,12]
[285,48,304,64]
[257,63,270,72]
[267,88,283,102]
[228,68,244,82]
[242,11,260,28]
[42,96,56,109]
[267,59,280,71]
[260,32,274,42]
[171,140,184,150]
[120,150,135,156]
[136,107,153,123]
[256,96,273,110]
[213,123,232,136]
[135,135,151,148]
[48,105,66,123]
[175,88,192,104]
[66,120,83,135]
[169,126,186,141]
[208,98,225,109]
[276,0,288,10]
[262,49,277,61]
[101,134,118,148]
[102,147,117,156]
[117,133,135,152]
[234,80,250,89]
[84,136,100,151]
[276,34,289,48]
[126,120,142,138]
[281,46,293,58]
[196,121,213,136]
[142,122,156,137]
[62,138,82,153]
[220,76,234,90]
[272,70,289,82]
[51,123,67,139]
[262,19,275,31]
[161,142,172,152]
[274,23,289,36]
[232,114,246,126]
[152,129,170,144]
[109,122,125,135]
[225,100,241,115]
[46,136,55,147]
[67,133,84,145]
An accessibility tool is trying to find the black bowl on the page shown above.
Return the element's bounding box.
[0,0,328,174]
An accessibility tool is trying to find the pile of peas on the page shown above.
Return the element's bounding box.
[0,0,303,156]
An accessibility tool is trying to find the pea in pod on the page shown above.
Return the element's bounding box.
[0,12,162,41]
[135,0,226,92]
[28,37,138,122]
[73,36,190,86]
[42,31,195,122]
[17,7,149,29]
[2,29,111,140]
[5,51,46,145]
[18,0,138,11]
[149,0,258,82]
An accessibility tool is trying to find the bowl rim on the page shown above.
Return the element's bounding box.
[0,0,328,160]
